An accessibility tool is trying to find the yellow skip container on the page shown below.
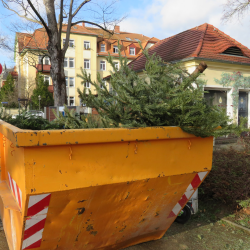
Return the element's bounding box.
[0,120,213,250]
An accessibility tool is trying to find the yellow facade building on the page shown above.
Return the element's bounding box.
[15,24,159,108]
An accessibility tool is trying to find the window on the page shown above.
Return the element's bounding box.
[222,46,244,57]
[69,39,74,47]
[84,59,90,69]
[135,38,140,42]
[44,56,50,65]
[100,44,105,52]
[101,81,106,89]
[38,56,43,64]
[64,58,68,67]
[85,82,90,88]
[100,60,106,71]
[114,62,119,70]
[44,76,50,84]
[69,58,74,68]
[69,77,74,87]
[113,46,118,54]
[69,96,74,106]
[126,37,131,40]
[63,39,75,48]
[80,99,86,107]
[129,47,135,55]
[84,41,90,50]
[65,76,68,87]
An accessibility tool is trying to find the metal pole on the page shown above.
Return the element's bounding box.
[38,95,41,111]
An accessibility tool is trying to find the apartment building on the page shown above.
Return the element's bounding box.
[15,24,159,107]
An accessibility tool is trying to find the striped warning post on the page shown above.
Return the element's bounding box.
[168,171,208,218]
[8,172,22,209]
[22,194,51,250]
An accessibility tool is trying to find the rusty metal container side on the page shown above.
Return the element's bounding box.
[0,121,213,250]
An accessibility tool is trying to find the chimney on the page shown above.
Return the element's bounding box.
[82,22,85,27]
[114,25,120,33]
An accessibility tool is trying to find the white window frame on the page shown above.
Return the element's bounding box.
[100,60,106,71]
[114,62,119,70]
[85,82,91,89]
[101,80,106,89]
[69,77,74,87]
[84,59,90,69]
[129,47,135,55]
[63,39,75,48]
[38,56,43,64]
[64,58,68,68]
[113,46,118,54]
[69,39,75,48]
[69,96,75,106]
[44,76,50,84]
[69,58,74,68]
[100,44,105,52]
[84,41,90,50]
[44,56,50,65]
[65,76,68,87]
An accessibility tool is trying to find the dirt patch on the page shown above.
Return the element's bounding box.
[126,200,250,250]
[0,229,8,250]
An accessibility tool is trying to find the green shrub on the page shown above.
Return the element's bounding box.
[200,136,250,207]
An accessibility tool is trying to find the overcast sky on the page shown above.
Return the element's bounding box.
[1,0,250,67]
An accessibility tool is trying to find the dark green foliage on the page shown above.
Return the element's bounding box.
[77,49,245,137]
[53,106,104,129]
[31,73,54,109]
[0,109,61,130]
[200,136,250,207]
[0,73,18,107]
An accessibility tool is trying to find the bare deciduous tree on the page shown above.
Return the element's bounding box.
[222,0,250,22]
[1,0,122,106]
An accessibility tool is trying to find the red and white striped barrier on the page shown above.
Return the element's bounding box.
[168,171,208,218]
[22,193,51,250]
[8,172,22,209]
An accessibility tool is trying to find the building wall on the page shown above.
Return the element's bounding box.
[183,59,250,125]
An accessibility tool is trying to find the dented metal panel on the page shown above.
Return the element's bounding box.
[0,121,213,250]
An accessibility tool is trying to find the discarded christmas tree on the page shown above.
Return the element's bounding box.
[77,48,245,138]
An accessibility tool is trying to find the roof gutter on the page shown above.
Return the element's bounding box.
[173,57,250,66]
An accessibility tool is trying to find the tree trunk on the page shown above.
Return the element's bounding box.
[48,47,66,106]
[44,0,66,106]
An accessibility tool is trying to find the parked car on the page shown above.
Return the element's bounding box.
[12,110,44,119]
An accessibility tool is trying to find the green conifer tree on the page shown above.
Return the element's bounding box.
[0,73,15,101]
[77,49,245,138]
[31,73,54,110]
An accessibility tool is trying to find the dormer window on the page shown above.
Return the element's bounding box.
[222,46,244,57]
[113,46,118,53]
[129,47,135,55]
[100,44,105,52]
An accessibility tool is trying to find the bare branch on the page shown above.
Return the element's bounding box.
[62,0,74,55]
[72,0,91,17]
[1,0,42,25]
[58,0,64,47]
[26,0,49,33]
[71,20,113,35]
[222,0,250,22]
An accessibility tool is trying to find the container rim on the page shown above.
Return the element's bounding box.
[0,119,200,148]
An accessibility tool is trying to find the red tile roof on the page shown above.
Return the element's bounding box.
[129,23,250,71]
[17,25,159,59]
